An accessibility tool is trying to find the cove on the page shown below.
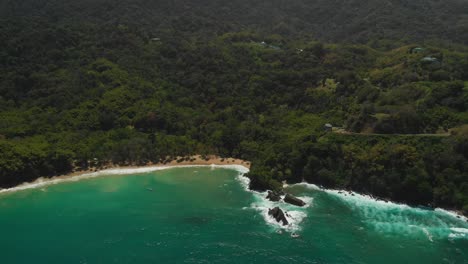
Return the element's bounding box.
[0,167,467,263]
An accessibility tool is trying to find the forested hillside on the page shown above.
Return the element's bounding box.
[1,0,468,45]
[1,0,468,215]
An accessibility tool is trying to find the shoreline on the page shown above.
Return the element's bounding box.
[1,155,466,223]
[294,182,468,222]
[0,155,250,194]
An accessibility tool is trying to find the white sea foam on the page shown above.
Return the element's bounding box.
[0,164,250,195]
[235,172,251,190]
[297,182,468,222]
[293,182,321,190]
[422,228,434,242]
[1,163,304,234]
[296,196,314,208]
[241,179,468,237]
[450,227,468,234]
[449,228,468,239]
[232,171,312,232]
[448,233,467,239]
[292,181,468,240]
[249,193,309,232]
[434,208,468,222]
[235,176,313,232]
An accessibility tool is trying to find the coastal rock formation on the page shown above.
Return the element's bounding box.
[284,194,306,207]
[268,207,289,226]
[247,174,270,192]
[266,190,282,202]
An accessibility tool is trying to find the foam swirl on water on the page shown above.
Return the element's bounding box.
[235,174,312,232]
[298,182,468,241]
[249,193,311,232]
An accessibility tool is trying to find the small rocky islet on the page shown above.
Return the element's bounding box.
[266,191,307,226]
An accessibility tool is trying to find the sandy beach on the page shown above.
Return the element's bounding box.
[0,155,250,194]
[153,155,250,168]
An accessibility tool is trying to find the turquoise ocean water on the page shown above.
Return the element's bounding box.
[0,166,467,263]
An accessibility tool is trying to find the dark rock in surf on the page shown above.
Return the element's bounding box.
[266,191,282,202]
[284,194,306,207]
[268,207,289,226]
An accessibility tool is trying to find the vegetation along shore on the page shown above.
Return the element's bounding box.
[1,0,468,217]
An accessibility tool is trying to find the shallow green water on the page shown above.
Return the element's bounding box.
[0,167,467,263]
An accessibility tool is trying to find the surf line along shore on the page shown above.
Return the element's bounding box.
[0,155,251,194]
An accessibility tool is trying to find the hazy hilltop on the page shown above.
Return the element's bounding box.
[1,0,468,44]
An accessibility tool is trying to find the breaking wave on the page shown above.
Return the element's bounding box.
[235,174,312,233]
[298,182,468,241]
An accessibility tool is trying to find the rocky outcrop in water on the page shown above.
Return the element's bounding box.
[284,194,306,207]
[266,190,282,202]
[268,207,288,226]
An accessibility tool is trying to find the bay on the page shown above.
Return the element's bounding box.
[0,167,466,263]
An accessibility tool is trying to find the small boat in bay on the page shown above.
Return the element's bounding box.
[291,233,300,238]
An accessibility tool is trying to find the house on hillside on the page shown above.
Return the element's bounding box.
[410,47,425,54]
[421,56,441,68]
[421,56,438,63]
[259,41,281,50]
[324,123,333,132]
